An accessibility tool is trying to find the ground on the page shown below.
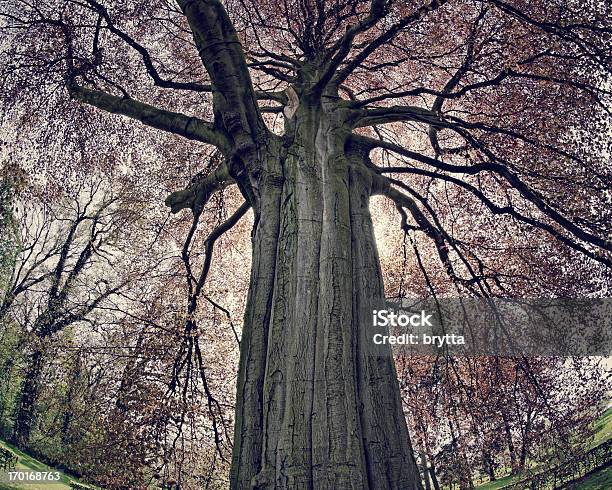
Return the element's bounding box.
[0,408,610,489]
[0,439,95,490]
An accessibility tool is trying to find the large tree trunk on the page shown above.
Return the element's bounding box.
[13,347,44,448]
[230,98,421,489]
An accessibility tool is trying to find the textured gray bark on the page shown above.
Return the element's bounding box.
[230,95,421,490]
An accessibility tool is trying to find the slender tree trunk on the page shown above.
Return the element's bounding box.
[449,421,473,490]
[0,356,16,437]
[502,412,517,474]
[13,347,44,448]
[429,463,441,490]
[230,100,421,489]
[484,452,495,481]
[420,452,431,490]
[518,441,527,470]
[518,413,532,471]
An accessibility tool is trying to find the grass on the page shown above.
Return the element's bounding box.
[573,465,612,490]
[474,473,518,490]
[0,439,96,490]
[590,407,612,449]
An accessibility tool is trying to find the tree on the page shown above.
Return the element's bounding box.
[0,164,26,313]
[2,179,140,447]
[1,0,610,488]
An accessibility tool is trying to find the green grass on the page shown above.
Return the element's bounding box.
[0,439,96,490]
[570,465,612,490]
[474,473,518,490]
[590,407,612,449]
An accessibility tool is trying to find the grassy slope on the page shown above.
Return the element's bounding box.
[476,407,612,489]
[477,467,612,490]
[590,407,612,449]
[476,474,518,490]
[0,439,94,490]
[572,465,612,490]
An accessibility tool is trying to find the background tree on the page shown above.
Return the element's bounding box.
[0,164,249,487]
[399,354,609,487]
[0,177,144,447]
[0,0,610,489]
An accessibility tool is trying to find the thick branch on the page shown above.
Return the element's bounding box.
[378,179,489,292]
[69,83,228,148]
[356,105,439,128]
[177,0,266,154]
[165,161,235,214]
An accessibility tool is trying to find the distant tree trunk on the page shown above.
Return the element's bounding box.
[429,462,441,490]
[518,412,532,471]
[421,452,431,490]
[61,352,82,445]
[449,420,473,490]
[484,452,496,481]
[12,347,44,448]
[0,356,16,436]
[502,412,518,474]
[114,331,146,413]
[230,101,422,489]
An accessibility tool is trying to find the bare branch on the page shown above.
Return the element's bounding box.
[333,0,450,87]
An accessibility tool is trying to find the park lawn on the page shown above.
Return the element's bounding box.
[474,473,518,490]
[589,406,612,449]
[574,465,612,490]
[0,438,96,490]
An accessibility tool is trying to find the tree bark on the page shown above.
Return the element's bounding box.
[230,97,421,489]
